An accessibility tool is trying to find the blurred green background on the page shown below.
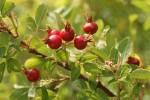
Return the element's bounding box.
[0,0,150,100]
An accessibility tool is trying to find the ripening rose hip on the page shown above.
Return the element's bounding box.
[47,30,60,38]
[126,56,140,66]
[26,68,40,82]
[60,22,75,42]
[83,16,98,34]
[74,35,87,50]
[48,35,62,49]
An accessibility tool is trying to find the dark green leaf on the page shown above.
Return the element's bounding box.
[26,16,37,31]
[7,58,21,72]
[102,68,114,77]
[132,83,142,96]
[1,1,15,17]
[41,86,49,100]
[129,69,150,79]
[35,4,48,25]
[118,37,133,64]
[55,12,64,30]
[0,47,6,57]
[108,78,115,85]
[9,88,28,100]
[81,54,97,63]
[56,49,69,62]
[91,48,109,61]
[25,57,45,69]
[0,62,5,83]
[83,63,100,74]
[0,0,6,11]
[109,47,118,64]
[77,92,89,100]
[70,62,80,82]
[96,88,109,100]
[0,32,10,46]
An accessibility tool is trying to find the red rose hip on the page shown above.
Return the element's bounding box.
[47,30,60,38]
[126,57,140,66]
[60,22,75,42]
[83,16,98,34]
[74,35,87,50]
[48,35,62,49]
[26,68,40,82]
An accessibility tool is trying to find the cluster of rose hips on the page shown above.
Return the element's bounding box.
[44,16,98,50]
[23,16,98,83]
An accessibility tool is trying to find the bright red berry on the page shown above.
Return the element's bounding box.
[48,35,62,49]
[126,57,140,66]
[74,35,87,50]
[60,22,75,42]
[83,16,98,34]
[26,68,40,82]
[47,30,60,38]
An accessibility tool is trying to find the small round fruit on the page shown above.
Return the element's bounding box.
[47,30,60,38]
[126,57,140,66]
[26,68,40,82]
[48,35,62,49]
[60,22,75,42]
[74,35,87,50]
[83,22,98,34]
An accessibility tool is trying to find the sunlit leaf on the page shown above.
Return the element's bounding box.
[81,54,97,63]
[26,16,37,31]
[91,48,109,61]
[109,47,119,64]
[55,12,64,30]
[28,84,36,98]
[143,16,150,30]
[130,69,150,79]
[1,1,15,17]
[83,63,100,74]
[56,49,69,62]
[35,4,48,25]
[118,37,133,64]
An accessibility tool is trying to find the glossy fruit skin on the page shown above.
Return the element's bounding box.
[47,30,60,38]
[60,28,75,42]
[83,22,98,34]
[48,35,62,49]
[74,35,87,50]
[126,57,140,66]
[26,68,40,82]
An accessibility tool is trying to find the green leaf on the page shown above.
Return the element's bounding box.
[0,47,6,57]
[83,63,100,74]
[91,48,109,61]
[7,58,21,72]
[35,4,48,25]
[1,1,15,17]
[70,62,80,82]
[55,12,64,30]
[81,54,97,63]
[117,65,130,78]
[0,0,6,11]
[26,16,37,31]
[118,37,133,64]
[0,32,10,46]
[41,86,49,100]
[45,61,55,75]
[9,88,28,100]
[109,47,118,64]
[0,62,5,83]
[96,88,109,100]
[56,49,69,62]
[143,16,150,30]
[24,57,45,69]
[132,83,142,96]
[130,69,150,79]
[0,58,5,64]
[77,92,89,100]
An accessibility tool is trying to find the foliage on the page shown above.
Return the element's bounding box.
[0,0,150,100]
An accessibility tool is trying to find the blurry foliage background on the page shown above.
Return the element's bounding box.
[0,0,150,100]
